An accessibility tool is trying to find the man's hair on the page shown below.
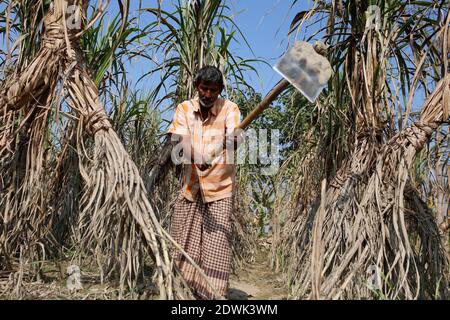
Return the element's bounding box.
[193,66,224,88]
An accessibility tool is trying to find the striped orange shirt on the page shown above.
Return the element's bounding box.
[168,97,241,203]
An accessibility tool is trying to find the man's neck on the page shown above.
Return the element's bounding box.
[200,105,210,121]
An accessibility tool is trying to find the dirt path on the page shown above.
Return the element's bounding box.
[0,244,289,300]
[227,247,288,300]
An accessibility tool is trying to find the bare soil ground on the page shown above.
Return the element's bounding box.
[1,246,288,300]
[227,247,288,300]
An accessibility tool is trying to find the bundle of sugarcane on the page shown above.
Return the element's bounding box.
[294,75,450,300]
[0,0,190,299]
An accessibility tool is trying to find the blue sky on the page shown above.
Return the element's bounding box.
[105,0,315,124]
[0,0,427,123]
[120,0,314,96]
[225,0,313,94]
[0,0,315,125]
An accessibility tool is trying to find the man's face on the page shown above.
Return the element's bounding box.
[196,81,222,108]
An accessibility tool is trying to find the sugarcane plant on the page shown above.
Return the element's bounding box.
[0,0,261,299]
[0,0,192,299]
[274,0,450,299]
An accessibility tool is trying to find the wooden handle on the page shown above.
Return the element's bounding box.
[237,79,290,130]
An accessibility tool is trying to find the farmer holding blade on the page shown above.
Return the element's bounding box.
[167,66,242,299]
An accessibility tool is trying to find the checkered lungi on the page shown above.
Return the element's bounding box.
[170,194,232,299]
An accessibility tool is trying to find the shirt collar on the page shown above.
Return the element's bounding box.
[192,97,221,116]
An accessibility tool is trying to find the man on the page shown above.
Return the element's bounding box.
[167,66,241,299]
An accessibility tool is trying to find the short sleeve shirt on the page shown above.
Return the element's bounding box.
[167,97,241,203]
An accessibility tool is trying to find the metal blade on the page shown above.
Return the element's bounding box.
[273,41,332,103]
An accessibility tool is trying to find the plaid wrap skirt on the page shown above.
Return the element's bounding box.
[170,194,233,299]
